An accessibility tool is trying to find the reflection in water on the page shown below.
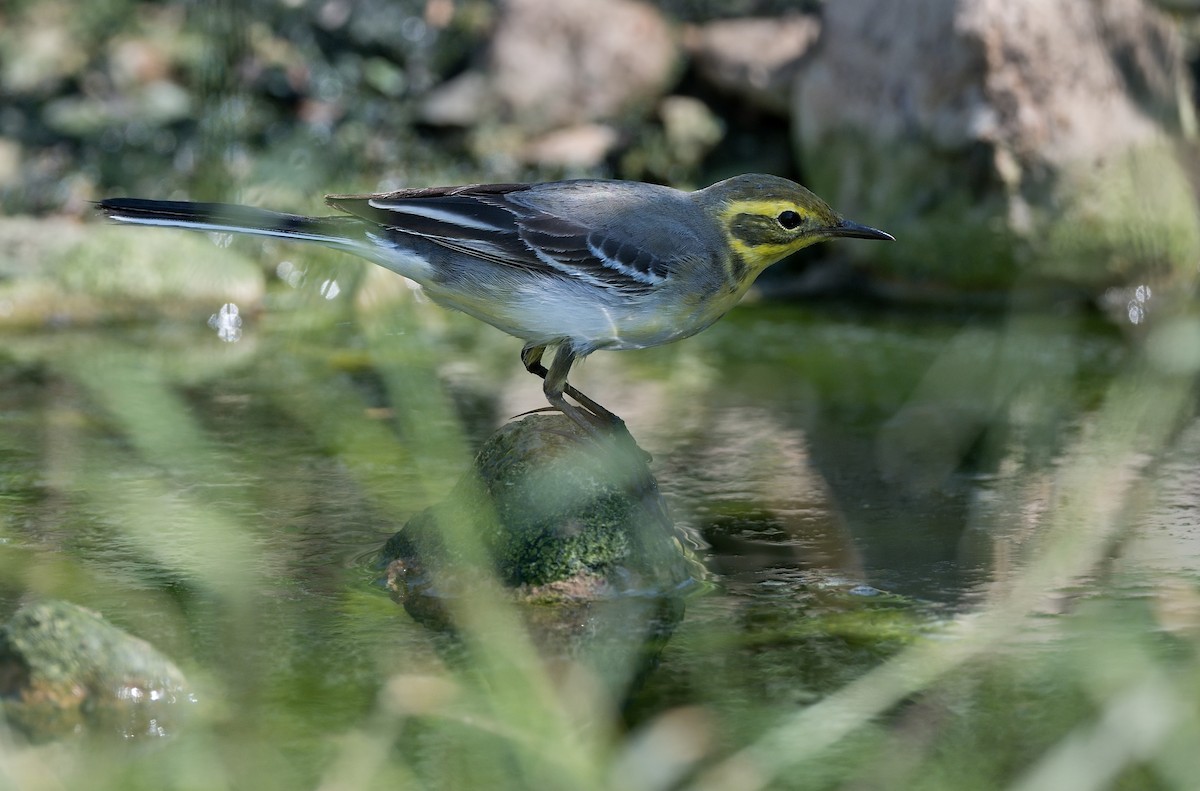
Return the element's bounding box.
[319,279,342,300]
[276,260,304,288]
[1128,284,1151,325]
[660,405,863,587]
[207,302,242,342]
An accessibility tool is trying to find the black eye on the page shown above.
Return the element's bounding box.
[777,210,802,230]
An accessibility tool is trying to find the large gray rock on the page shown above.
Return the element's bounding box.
[794,0,1197,297]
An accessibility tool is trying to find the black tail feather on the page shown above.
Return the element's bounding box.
[96,198,365,247]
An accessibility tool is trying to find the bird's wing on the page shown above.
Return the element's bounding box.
[325,184,670,295]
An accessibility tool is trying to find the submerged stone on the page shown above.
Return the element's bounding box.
[0,600,193,742]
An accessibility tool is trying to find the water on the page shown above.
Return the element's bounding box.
[1,277,1197,788]
[0,297,1134,613]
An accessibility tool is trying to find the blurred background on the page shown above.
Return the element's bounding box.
[2,1,1200,789]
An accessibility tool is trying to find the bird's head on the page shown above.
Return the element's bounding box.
[695,174,893,273]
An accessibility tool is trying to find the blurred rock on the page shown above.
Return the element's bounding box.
[618,96,725,184]
[0,600,192,742]
[685,15,821,115]
[108,37,174,86]
[794,0,1197,295]
[659,96,725,166]
[418,71,489,127]
[0,9,87,94]
[518,123,621,169]
[421,0,679,132]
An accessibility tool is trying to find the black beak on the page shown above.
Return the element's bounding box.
[829,219,894,241]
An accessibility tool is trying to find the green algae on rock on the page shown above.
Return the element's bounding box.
[382,414,700,604]
[0,600,193,742]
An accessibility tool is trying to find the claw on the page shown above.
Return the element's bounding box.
[509,405,562,420]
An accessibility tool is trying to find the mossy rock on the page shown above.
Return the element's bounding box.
[381,414,699,599]
[381,415,701,693]
[0,600,192,742]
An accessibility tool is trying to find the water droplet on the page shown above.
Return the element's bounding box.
[208,302,243,342]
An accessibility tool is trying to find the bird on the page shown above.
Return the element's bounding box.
[98,174,892,433]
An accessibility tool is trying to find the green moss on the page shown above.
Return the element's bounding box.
[1046,145,1200,291]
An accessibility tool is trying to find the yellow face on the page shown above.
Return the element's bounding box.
[717,198,843,270]
[696,175,892,279]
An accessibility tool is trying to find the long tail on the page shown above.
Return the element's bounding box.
[96,198,369,252]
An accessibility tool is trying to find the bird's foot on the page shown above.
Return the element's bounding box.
[544,397,653,465]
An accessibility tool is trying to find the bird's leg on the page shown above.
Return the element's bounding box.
[520,344,621,427]
[520,344,655,466]
[540,344,614,432]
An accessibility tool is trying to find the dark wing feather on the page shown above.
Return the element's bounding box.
[517,214,667,291]
[325,184,669,295]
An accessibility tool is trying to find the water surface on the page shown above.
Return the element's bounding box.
[1,273,1195,789]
